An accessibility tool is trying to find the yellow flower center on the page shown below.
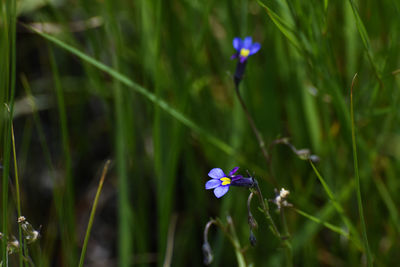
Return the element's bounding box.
[220,177,231,186]
[240,48,250,58]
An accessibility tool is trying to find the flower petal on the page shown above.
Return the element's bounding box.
[231,175,243,181]
[233,37,242,51]
[249,43,261,55]
[208,168,226,179]
[214,186,229,198]
[243,37,252,49]
[239,56,247,63]
[205,179,221,189]
[228,167,239,176]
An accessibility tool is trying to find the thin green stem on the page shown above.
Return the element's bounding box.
[234,84,278,186]
[10,118,25,267]
[2,0,17,261]
[253,181,280,238]
[350,74,373,266]
[253,180,292,265]
[280,209,293,267]
[213,218,247,267]
[78,160,111,267]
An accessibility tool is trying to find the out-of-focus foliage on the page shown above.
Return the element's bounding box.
[1,0,400,266]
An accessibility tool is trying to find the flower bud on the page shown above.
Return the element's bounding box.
[202,242,213,265]
[249,230,257,247]
[309,154,320,163]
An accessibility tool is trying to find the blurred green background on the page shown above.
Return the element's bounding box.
[1,0,400,266]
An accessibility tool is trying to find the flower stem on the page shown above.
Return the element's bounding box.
[280,208,293,267]
[252,180,280,238]
[234,82,278,187]
[204,218,248,267]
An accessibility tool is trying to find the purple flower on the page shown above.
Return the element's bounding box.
[205,167,254,198]
[232,37,261,63]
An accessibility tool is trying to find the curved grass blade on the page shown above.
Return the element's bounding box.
[78,160,111,267]
[309,160,362,249]
[24,24,264,173]
[292,180,363,252]
[350,74,373,266]
[256,0,301,52]
[293,208,349,239]
[348,0,382,87]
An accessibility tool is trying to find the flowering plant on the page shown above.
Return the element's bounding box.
[205,167,254,198]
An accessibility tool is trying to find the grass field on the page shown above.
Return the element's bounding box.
[1,0,400,266]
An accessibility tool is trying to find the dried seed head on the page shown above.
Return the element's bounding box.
[272,188,292,210]
[17,216,26,224]
[279,188,290,198]
[19,217,40,244]
[25,230,40,244]
[7,237,19,255]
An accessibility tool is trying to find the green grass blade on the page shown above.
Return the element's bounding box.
[78,160,111,267]
[293,208,349,239]
[103,1,133,264]
[374,178,400,234]
[292,180,363,252]
[1,0,17,262]
[257,0,302,51]
[347,0,382,86]
[350,75,373,266]
[48,46,77,266]
[309,161,362,248]
[10,118,25,267]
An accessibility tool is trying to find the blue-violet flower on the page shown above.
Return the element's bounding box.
[205,167,254,198]
[232,37,261,63]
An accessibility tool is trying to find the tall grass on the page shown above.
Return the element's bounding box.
[1,0,400,266]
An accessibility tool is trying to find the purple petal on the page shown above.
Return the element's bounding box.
[239,56,247,63]
[249,43,261,55]
[228,167,239,176]
[205,179,221,189]
[233,37,242,51]
[208,168,226,179]
[231,175,243,181]
[243,37,252,49]
[214,186,229,198]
